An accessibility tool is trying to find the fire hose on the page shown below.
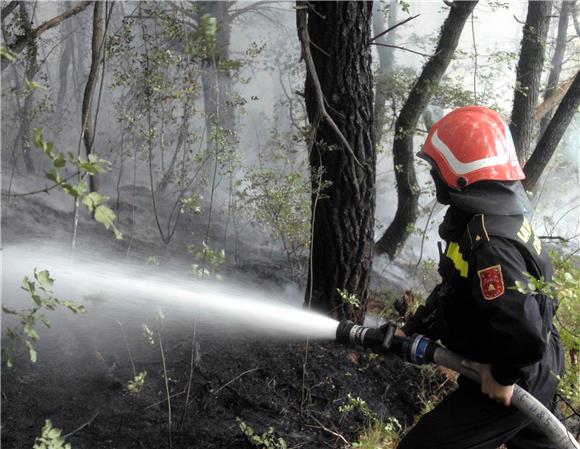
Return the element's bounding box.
[336,320,580,449]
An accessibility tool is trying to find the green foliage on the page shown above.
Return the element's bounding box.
[188,242,226,279]
[339,393,377,422]
[237,419,287,449]
[235,131,318,277]
[512,249,580,407]
[1,46,17,61]
[33,420,71,449]
[352,418,403,449]
[142,324,156,346]
[3,270,86,368]
[33,129,122,239]
[340,394,403,449]
[128,371,147,395]
[337,289,361,309]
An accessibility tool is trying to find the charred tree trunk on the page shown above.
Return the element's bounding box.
[80,1,104,193]
[539,1,573,136]
[372,0,397,146]
[375,1,477,259]
[523,71,580,192]
[509,1,552,163]
[299,2,375,322]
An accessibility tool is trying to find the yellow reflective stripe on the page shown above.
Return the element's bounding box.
[447,242,469,278]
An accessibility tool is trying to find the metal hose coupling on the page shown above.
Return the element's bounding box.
[336,320,396,354]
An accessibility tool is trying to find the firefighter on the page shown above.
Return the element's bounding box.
[396,106,565,449]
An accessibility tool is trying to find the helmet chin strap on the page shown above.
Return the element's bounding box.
[448,180,531,216]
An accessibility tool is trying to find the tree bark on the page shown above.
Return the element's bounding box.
[2,0,91,68]
[509,1,552,163]
[539,1,573,136]
[523,71,580,192]
[299,1,375,322]
[375,1,477,259]
[81,1,104,193]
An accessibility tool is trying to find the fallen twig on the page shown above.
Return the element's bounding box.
[63,411,100,438]
[211,367,259,395]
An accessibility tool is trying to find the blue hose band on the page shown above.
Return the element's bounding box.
[414,336,430,364]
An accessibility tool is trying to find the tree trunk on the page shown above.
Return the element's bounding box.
[372,0,397,145]
[80,1,104,193]
[539,1,573,136]
[523,71,580,192]
[509,1,552,163]
[16,1,37,173]
[57,1,75,113]
[300,1,375,322]
[375,1,477,259]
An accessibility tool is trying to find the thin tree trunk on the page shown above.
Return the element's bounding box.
[523,71,580,192]
[57,1,75,113]
[300,1,375,322]
[509,1,552,163]
[375,1,477,259]
[539,1,573,136]
[17,1,37,173]
[372,0,397,145]
[80,1,104,193]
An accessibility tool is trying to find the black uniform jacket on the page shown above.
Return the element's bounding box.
[403,208,565,404]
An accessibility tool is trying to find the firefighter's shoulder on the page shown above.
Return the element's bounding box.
[466,214,524,251]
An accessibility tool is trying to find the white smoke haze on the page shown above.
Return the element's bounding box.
[2,1,578,298]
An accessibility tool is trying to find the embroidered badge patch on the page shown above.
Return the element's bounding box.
[477,265,505,300]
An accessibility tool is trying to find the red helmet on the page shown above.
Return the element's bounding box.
[419,106,524,189]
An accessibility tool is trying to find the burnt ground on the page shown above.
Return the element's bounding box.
[1,185,431,448]
[2,331,429,449]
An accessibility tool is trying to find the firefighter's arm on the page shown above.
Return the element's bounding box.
[472,240,547,388]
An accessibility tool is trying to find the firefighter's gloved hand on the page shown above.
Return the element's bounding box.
[379,321,398,350]
[462,360,514,407]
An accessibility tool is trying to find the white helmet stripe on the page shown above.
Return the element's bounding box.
[431,129,509,176]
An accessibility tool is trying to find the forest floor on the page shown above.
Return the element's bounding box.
[1,183,431,449]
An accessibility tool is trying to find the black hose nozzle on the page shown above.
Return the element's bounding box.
[335,319,437,364]
[336,319,395,354]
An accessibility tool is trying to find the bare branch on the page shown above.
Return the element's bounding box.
[7,1,91,56]
[369,14,420,44]
[296,2,363,169]
[370,42,435,58]
[1,1,18,20]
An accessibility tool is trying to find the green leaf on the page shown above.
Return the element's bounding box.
[53,153,66,168]
[36,270,54,291]
[25,340,37,363]
[2,307,17,315]
[94,204,123,240]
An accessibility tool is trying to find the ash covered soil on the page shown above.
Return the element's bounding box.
[2,185,430,448]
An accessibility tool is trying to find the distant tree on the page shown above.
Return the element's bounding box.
[80,1,106,193]
[509,1,552,163]
[298,1,375,322]
[375,1,477,259]
[524,70,580,192]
